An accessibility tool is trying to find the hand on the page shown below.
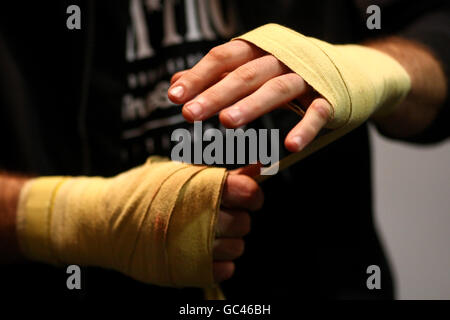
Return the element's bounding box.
[168,40,333,153]
[213,165,264,282]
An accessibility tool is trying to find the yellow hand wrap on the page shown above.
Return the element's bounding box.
[14,24,412,300]
[235,24,411,178]
[16,157,227,290]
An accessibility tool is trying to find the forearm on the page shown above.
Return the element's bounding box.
[0,172,29,262]
[366,37,448,138]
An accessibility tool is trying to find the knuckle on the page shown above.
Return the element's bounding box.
[234,64,257,83]
[220,268,234,280]
[208,45,231,62]
[241,178,264,210]
[232,40,262,59]
[239,177,260,201]
[225,262,235,279]
[226,263,235,279]
[310,101,331,121]
[292,74,307,91]
[217,262,235,281]
[263,54,281,65]
[287,72,305,84]
[270,77,292,95]
[182,69,203,88]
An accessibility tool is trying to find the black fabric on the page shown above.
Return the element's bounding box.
[0,0,448,303]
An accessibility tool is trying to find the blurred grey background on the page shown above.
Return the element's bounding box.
[370,126,450,300]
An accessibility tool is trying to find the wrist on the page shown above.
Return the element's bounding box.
[366,37,447,137]
[16,177,69,264]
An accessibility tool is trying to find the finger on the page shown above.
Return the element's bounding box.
[171,71,229,95]
[215,210,251,238]
[181,55,289,122]
[229,163,263,178]
[295,84,321,108]
[219,72,230,80]
[170,70,189,85]
[221,174,264,211]
[284,98,332,152]
[213,261,235,283]
[168,40,264,104]
[219,73,307,128]
[213,238,245,260]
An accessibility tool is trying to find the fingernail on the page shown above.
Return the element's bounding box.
[169,85,184,99]
[226,108,242,125]
[185,101,203,119]
[291,136,304,152]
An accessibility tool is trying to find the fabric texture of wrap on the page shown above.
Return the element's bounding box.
[234,24,411,179]
[16,157,227,292]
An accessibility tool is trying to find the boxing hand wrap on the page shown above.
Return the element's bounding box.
[16,157,227,289]
[235,24,412,178]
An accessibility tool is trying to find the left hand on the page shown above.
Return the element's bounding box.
[168,40,333,152]
[213,164,264,283]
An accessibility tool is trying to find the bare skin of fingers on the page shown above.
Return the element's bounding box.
[221,174,264,211]
[168,40,264,104]
[216,210,251,238]
[181,55,289,122]
[285,97,333,152]
[213,261,235,283]
[229,162,263,178]
[171,70,230,95]
[219,72,307,128]
[213,238,245,261]
[169,42,333,155]
[170,70,189,85]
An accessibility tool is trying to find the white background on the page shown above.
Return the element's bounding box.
[370,126,450,299]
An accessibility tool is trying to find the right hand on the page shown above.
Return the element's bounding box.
[168,40,333,153]
[213,165,264,283]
